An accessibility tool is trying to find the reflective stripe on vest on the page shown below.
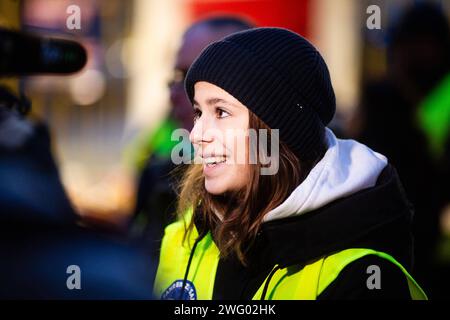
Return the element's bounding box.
[154,220,427,300]
[154,220,220,299]
[253,248,428,300]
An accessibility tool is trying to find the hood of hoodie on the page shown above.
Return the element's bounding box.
[264,128,388,222]
[245,129,415,272]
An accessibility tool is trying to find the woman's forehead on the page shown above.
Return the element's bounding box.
[193,82,244,109]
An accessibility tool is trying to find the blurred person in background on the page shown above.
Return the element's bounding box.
[130,15,254,268]
[0,28,155,299]
[354,3,450,299]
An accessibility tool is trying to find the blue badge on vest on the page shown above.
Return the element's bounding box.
[161,280,197,300]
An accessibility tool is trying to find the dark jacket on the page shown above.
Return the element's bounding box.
[209,164,415,299]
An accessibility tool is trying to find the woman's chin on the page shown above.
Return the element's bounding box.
[204,181,227,195]
[204,169,248,195]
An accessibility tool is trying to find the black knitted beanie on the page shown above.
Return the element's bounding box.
[185,27,336,159]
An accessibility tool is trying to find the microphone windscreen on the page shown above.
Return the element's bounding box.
[0,29,87,76]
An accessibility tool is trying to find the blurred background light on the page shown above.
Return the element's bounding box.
[69,69,106,105]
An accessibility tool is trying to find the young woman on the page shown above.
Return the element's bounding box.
[153,27,427,300]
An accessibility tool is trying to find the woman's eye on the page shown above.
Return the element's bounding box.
[193,108,202,121]
[217,108,230,118]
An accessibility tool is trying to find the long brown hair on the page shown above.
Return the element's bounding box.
[176,111,326,265]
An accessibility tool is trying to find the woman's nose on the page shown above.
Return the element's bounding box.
[189,117,214,145]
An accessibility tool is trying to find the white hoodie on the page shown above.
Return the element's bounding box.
[263,128,388,222]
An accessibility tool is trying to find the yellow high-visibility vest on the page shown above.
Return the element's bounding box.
[154,219,427,300]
